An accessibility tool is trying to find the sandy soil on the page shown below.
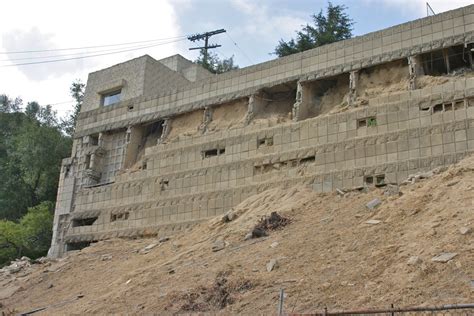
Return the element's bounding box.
[2,155,474,315]
[206,99,248,133]
[356,60,409,104]
[166,110,203,142]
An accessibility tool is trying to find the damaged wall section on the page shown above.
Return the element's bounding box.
[250,82,297,126]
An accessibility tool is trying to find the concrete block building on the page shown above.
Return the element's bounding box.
[49,5,474,257]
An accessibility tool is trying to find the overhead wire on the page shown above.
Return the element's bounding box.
[0,38,186,67]
[1,41,184,62]
[226,31,253,64]
[0,35,188,55]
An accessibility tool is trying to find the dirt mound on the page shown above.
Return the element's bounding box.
[1,157,474,314]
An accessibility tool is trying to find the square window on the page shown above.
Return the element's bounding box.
[102,89,122,106]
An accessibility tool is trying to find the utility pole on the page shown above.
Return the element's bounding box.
[426,2,435,16]
[188,29,226,66]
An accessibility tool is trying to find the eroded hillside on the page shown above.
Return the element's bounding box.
[1,156,474,315]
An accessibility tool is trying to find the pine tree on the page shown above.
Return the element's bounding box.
[274,2,354,57]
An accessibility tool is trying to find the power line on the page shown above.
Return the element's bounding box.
[0,35,188,55]
[0,39,186,67]
[226,32,253,64]
[1,41,176,62]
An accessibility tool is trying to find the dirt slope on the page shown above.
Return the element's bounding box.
[1,157,474,315]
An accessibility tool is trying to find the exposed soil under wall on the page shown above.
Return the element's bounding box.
[318,77,350,116]
[166,110,203,142]
[356,60,409,104]
[252,96,293,127]
[2,155,474,314]
[206,99,248,133]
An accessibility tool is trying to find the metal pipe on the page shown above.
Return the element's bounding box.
[290,303,474,316]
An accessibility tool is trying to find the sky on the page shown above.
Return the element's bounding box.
[0,0,472,119]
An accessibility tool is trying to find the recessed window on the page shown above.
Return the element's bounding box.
[102,89,122,106]
[433,104,443,113]
[357,117,377,128]
[202,147,225,158]
[85,154,92,169]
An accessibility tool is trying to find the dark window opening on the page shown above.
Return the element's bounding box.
[375,175,386,187]
[421,45,472,76]
[203,147,225,158]
[468,97,474,107]
[102,89,122,106]
[66,241,92,252]
[85,154,92,169]
[420,105,431,112]
[111,212,129,222]
[72,217,98,227]
[447,45,471,72]
[444,102,453,111]
[421,50,447,75]
[90,135,99,146]
[454,100,465,110]
[257,137,274,148]
[128,104,134,111]
[160,179,169,191]
[300,156,316,164]
[358,117,376,128]
[433,103,443,113]
[364,176,374,185]
[142,160,148,170]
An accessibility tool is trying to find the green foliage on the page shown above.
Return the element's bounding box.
[274,2,354,57]
[0,90,73,266]
[0,202,54,266]
[0,96,72,221]
[196,49,239,74]
[61,80,85,136]
[0,94,22,113]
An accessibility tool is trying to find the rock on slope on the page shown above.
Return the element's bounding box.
[1,156,474,315]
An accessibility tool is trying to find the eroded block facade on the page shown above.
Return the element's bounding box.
[49,5,474,257]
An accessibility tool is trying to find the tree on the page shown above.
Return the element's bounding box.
[0,202,53,266]
[0,94,22,113]
[61,80,85,136]
[196,49,239,74]
[0,96,71,221]
[274,2,354,57]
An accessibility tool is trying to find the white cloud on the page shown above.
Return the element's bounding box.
[0,0,183,117]
[230,0,307,41]
[366,0,473,16]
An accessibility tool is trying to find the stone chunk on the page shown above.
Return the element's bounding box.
[222,210,237,223]
[159,236,170,243]
[143,243,158,252]
[366,198,381,210]
[407,256,422,266]
[100,254,112,261]
[459,227,472,235]
[212,240,225,252]
[384,184,401,197]
[365,219,382,225]
[431,252,458,263]
[266,259,278,272]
